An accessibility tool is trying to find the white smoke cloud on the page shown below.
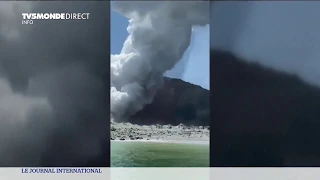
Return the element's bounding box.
[110,1,209,120]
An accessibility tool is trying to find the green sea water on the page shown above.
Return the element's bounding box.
[111,141,209,167]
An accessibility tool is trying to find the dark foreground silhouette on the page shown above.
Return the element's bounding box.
[210,50,320,166]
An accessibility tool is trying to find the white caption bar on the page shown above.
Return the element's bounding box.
[1,168,320,180]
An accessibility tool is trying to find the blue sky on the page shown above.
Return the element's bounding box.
[111,11,210,90]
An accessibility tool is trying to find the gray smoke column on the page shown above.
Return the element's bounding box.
[110,1,209,120]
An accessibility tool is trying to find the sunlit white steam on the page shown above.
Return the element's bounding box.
[110,1,209,120]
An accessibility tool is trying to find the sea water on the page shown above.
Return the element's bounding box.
[111,141,209,167]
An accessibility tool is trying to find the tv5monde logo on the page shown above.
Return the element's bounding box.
[21,13,90,25]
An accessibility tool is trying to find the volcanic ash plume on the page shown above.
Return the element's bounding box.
[110,1,209,120]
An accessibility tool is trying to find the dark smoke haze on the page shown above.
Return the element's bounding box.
[0,1,110,166]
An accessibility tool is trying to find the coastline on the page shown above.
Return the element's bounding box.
[111,139,209,145]
[111,121,210,145]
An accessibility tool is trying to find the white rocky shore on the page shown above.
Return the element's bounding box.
[111,121,210,144]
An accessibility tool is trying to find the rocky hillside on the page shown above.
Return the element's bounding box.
[128,77,209,126]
